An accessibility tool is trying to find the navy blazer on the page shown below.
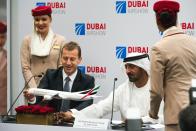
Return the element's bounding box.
[37,67,95,112]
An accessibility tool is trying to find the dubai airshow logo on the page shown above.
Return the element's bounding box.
[78,66,86,74]
[116,46,127,59]
[181,22,195,36]
[36,1,66,14]
[78,65,107,79]
[75,23,85,35]
[116,1,126,14]
[75,23,107,36]
[116,0,149,14]
[116,45,149,59]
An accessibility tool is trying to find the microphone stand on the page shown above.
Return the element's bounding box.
[1,74,43,122]
[110,78,118,125]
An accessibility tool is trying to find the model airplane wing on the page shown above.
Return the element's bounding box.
[28,85,101,101]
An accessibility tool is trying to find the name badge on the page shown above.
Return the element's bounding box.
[73,118,110,130]
[53,45,60,49]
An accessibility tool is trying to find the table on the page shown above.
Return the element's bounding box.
[0,123,164,131]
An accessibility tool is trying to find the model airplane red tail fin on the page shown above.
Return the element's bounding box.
[80,85,100,100]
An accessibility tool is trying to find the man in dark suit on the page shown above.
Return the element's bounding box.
[25,41,95,112]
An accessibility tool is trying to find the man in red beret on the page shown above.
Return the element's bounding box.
[149,0,196,131]
[0,21,7,115]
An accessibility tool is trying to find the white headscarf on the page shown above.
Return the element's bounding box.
[121,52,150,76]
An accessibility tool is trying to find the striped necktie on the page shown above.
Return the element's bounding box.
[60,77,71,111]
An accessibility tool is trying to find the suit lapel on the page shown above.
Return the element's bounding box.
[56,67,64,91]
[71,69,82,92]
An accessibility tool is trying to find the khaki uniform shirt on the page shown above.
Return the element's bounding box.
[20,34,65,88]
[150,26,196,124]
[0,48,7,115]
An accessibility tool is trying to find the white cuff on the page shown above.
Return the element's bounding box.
[71,109,86,118]
[28,97,36,104]
[142,115,159,124]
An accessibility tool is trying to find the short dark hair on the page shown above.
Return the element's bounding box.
[179,105,196,131]
[156,11,177,29]
[61,41,81,58]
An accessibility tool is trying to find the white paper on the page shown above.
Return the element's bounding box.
[150,124,165,129]
[74,118,110,130]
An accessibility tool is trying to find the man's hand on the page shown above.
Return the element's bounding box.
[53,111,74,124]
[23,90,35,102]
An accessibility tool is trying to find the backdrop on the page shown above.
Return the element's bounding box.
[9,0,196,119]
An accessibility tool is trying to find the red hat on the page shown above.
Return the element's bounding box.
[32,6,52,16]
[153,0,180,13]
[0,21,7,34]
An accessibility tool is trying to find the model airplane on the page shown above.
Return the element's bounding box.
[28,85,101,101]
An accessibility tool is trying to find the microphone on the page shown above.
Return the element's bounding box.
[2,73,44,121]
[7,74,43,115]
[189,79,196,105]
[110,77,118,125]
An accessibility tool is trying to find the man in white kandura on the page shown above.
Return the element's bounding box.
[54,52,161,123]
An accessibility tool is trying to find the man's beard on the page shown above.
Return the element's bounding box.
[128,74,138,82]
